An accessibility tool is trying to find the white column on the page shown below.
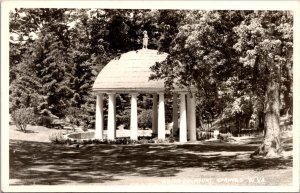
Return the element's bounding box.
[95,93,104,139]
[107,93,116,140]
[152,93,158,135]
[130,93,138,140]
[187,94,191,139]
[179,93,187,142]
[158,92,165,140]
[172,93,179,136]
[188,93,197,141]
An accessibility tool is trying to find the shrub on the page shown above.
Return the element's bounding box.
[129,139,138,144]
[80,122,88,132]
[92,139,108,144]
[11,108,34,132]
[162,137,175,143]
[65,138,74,145]
[36,115,53,128]
[117,108,131,129]
[116,137,131,144]
[51,135,176,146]
[138,138,149,144]
[155,138,165,143]
[107,139,116,144]
[218,133,233,141]
[197,131,214,140]
[138,109,152,129]
[82,139,93,144]
[49,131,66,144]
[168,136,176,143]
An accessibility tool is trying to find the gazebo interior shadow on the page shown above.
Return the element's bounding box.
[10,139,292,185]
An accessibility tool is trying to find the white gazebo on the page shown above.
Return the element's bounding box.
[92,47,197,142]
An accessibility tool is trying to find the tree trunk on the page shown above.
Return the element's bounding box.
[258,111,265,134]
[252,79,283,158]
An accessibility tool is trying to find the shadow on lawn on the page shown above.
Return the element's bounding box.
[9,139,292,185]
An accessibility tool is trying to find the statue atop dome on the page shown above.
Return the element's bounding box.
[142,30,148,49]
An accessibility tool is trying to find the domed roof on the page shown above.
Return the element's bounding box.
[93,49,192,93]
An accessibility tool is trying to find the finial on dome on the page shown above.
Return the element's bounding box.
[142,30,148,49]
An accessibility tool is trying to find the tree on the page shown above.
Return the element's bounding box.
[9,8,74,119]
[156,10,185,53]
[150,10,293,157]
[9,8,173,129]
[12,108,34,132]
[150,10,245,130]
[234,11,293,157]
[9,9,42,113]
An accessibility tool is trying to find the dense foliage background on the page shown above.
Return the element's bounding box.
[9,9,293,153]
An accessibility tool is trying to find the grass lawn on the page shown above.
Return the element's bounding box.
[9,125,293,186]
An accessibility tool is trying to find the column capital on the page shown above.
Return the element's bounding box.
[95,92,105,96]
[158,92,164,97]
[129,92,138,96]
